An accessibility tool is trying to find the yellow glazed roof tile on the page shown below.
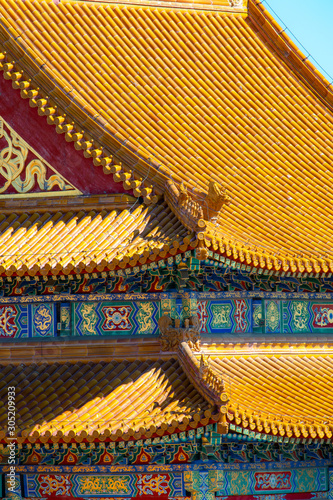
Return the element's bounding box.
[174,342,333,440]
[0,359,212,444]
[206,348,333,439]
[0,199,191,276]
[0,0,333,272]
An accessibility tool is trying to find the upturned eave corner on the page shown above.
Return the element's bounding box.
[163,178,333,276]
[158,312,230,435]
[159,323,333,442]
[178,342,230,435]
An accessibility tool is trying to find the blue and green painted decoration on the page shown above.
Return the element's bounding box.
[260,300,333,334]
[24,473,183,497]
[1,296,333,338]
[0,303,55,338]
[73,301,160,336]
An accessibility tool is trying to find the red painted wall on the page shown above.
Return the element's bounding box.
[0,77,126,195]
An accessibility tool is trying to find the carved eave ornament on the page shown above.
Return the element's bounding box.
[165,179,231,231]
[178,342,230,435]
[164,179,231,261]
[157,314,201,352]
[158,313,230,435]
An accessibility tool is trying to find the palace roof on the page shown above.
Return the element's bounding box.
[204,343,333,440]
[0,357,212,444]
[0,196,191,276]
[0,0,333,275]
[1,0,333,459]
[1,341,333,444]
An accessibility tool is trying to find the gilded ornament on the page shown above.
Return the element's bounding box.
[253,305,262,326]
[137,474,169,496]
[0,117,80,198]
[75,475,131,495]
[0,305,17,336]
[290,301,309,332]
[136,302,155,334]
[33,304,53,336]
[80,303,98,335]
[211,304,232,329]
[266,301,280,332]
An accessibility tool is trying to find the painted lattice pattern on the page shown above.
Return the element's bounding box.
[73,301,160,336]
[23,473,183,498]
[0,303,55,338]
[199,299,252,334]
[219,469,327,496]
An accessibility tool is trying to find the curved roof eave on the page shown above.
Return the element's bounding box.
[1,0,333,276]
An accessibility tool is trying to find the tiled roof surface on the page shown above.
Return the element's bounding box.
[0,199,190,276]
[1,1,333,272]
[0,359,213,444]
[207,349,333,440]
[2,341,333,442]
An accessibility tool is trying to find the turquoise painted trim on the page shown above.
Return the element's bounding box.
[328,468,333,500]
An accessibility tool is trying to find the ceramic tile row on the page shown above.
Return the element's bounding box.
[1,0,333,271]
[210,352,333,434]
[0,203,188,276]
[0,360,211,443]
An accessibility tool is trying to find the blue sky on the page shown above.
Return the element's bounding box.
[263,0,333,83]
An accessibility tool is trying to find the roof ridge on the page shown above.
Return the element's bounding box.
[64,0,247,12]
[248,0,333,111]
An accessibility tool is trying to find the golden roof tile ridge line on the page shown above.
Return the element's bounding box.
[206,225,333,274]
[66,0,247,13]
[248,0,333,112]
[0,24,165,204]
[228,405,333,441]
[231,402,331,427]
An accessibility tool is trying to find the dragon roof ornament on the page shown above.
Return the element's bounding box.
[165,179,231,232]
